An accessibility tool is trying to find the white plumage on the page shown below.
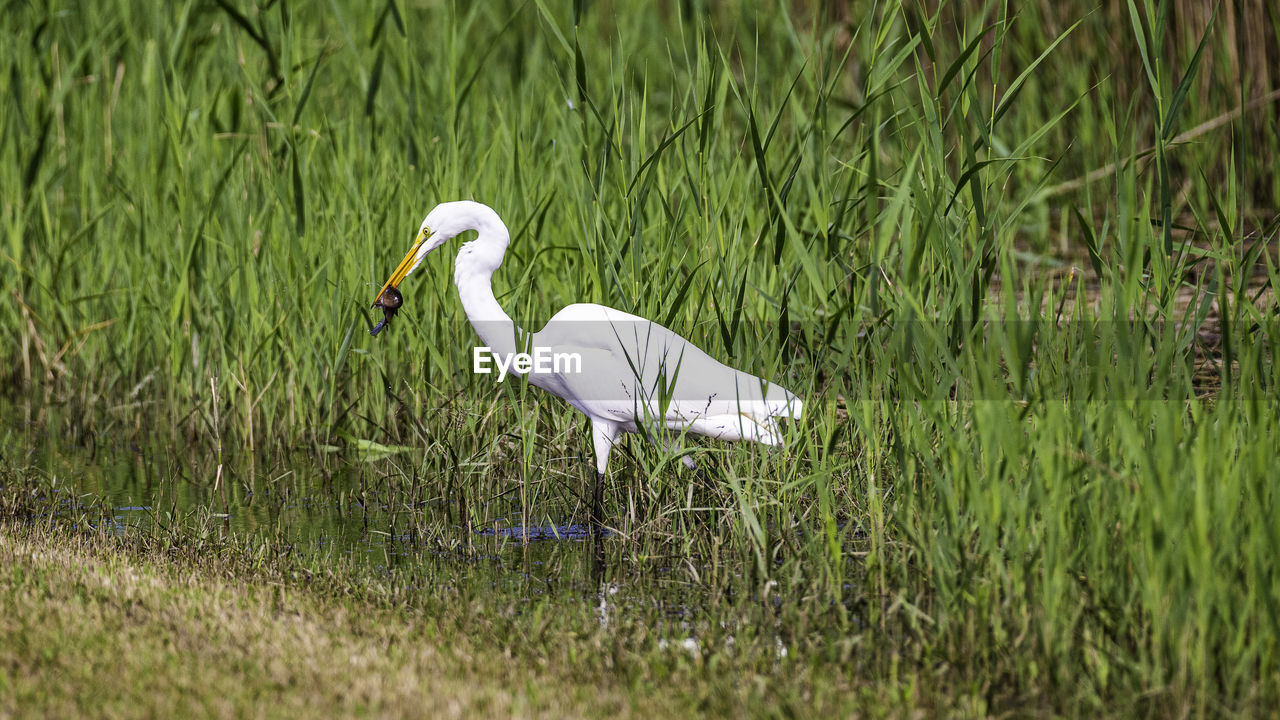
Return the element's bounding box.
[373,201,802,524]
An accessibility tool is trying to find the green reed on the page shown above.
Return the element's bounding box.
[3,0,1279,713]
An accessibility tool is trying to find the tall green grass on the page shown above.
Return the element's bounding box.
[3,0,1279,713]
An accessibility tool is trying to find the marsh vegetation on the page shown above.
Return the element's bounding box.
[3,0,1279,715]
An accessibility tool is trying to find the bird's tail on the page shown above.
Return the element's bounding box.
[750,386,803,446]
[676,383,802,446]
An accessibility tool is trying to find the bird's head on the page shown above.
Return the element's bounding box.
[370,212,450,309]
[371,201,507,310]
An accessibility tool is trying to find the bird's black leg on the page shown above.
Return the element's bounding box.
[589,420,618,537]
[591,471,606,535]
[590,524,607,579]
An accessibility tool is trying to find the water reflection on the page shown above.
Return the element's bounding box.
[15,428,620,582]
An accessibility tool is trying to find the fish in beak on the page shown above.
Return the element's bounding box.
[370,228,429,336]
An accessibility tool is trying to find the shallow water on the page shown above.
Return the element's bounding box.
[8,424,617,581]
[5,409,869,667]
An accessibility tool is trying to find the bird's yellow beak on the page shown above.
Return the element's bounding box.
[372,228,430,306]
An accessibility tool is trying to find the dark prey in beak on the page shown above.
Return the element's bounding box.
[370,286,403,336]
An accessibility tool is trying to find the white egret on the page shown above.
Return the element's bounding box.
[372,201,802,526]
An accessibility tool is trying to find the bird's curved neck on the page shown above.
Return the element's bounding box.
[451,212,524,362]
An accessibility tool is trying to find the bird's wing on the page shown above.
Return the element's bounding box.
[529,304,802,437]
